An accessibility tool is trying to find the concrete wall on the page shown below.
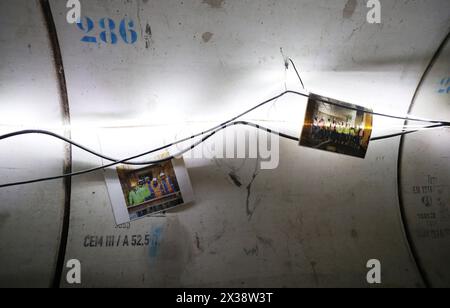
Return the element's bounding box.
[0,0,66,287]
[400,38,450,288]
[0,0,449,287]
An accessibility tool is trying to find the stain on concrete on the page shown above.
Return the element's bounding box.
[244,245,259,256]
[256,236,276,252]
[195,232,203,252]
[343,0,358,19]
[256,236,273,247]
[211,221,227,243]
[202,32,214,43]
[229,172,242,187]
[351,229,359,239]
[347,22,364,41]
[146,217,194,287]
[203,0,224,9]
[149,226,164,258]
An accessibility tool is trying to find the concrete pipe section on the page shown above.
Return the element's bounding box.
[0,0,449,288]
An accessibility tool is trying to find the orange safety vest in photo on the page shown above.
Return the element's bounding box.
[149,180,163,198]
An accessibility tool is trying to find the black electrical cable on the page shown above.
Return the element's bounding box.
[289,58,306,90]
[0,128,215,189]
[307,91,449,125]
[0,91,300,168]
[370,124,448,141]
[1,91,447,161]
[1,120,448,189]
[369,123,448,141]
[1,90,449,188]
[1,121,446,160]
[0,122,298,166]
[0,121,281,188]
[0,129,152,166]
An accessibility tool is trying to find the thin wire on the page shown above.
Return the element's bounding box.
[0,122,299,166]
[0,122,280,188]
[289,58,306,90]
[304,91,449,125]
[0,90,447,139]
[370,123,447,141]
[286,59,448,125]
[1,121,445,158]
[1,120,448,189]
[0,91,298,166]
[1,103,447,167]
[0,129,214,189]
[1,89,449,188]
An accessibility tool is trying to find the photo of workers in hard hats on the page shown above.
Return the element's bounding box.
[300,94,373,158]
[117,161,184,219]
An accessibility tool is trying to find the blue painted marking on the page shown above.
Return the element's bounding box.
[149,226,164,258]
[99,18,118,45]
[77,17,97,43]
[77,17,139,45]
[438,77,450,94]
[120,18,138,44]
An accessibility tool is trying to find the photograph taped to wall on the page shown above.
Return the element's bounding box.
[104,158,194,225]
[300,94,373,158]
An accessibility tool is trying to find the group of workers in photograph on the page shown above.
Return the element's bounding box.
[128,172,177,207]
[312,116,366,149]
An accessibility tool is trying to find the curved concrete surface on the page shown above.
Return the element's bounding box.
[399,36,450,288]
[0,0,449,288]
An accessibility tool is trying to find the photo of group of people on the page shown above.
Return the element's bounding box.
[117,161,184,220]
[300,94,373,158]
[105,157,194,225]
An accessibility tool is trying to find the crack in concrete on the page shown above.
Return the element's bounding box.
[195,232,204,252]
[137,1,143,38]
[203,0,225,9]
[229,172,242,187]
[246,158,261,221]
